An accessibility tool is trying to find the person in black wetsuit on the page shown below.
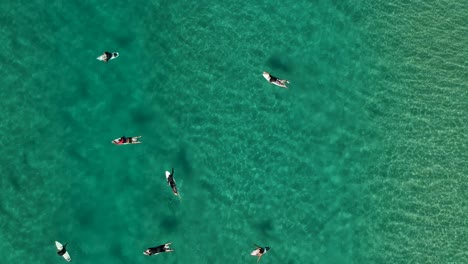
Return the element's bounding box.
[269,75,279,83]
[102,51,119,62]
[57,243,67,257]
[103,52,113,62]
[143,242,174,256]
[167,168,178,196]
[250,245,270,262]
[263,71,289,88]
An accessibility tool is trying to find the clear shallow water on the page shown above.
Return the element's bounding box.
[0,0,466,263]
[358,2,468,263]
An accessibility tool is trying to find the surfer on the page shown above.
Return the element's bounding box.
[166,168,178,196]
[112,136,127,145]
[112,136,141,145]
[143,242,174,256]
[263,72,289,88]
[55,241,71,262]
[57,243,68,257]
[98,51,119,62]
[250,245,270,262]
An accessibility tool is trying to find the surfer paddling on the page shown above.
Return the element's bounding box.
[97,51,119,62]
[55,241,71,262]
[166,168,179,196]
[112,136,141,145]
[263,72,289,88]
[143,242,174,256]
[250,245,270,262]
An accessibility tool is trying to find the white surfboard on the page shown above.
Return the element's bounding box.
[263,72,288,88]
[250,248,260,256]
[112,136,141,145]
[55,241,71,262]
[97,52,119,62]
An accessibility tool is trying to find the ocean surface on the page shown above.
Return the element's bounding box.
[1,0,466,263]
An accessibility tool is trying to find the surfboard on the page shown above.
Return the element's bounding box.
[251,246,270,256]
[263,72,288,88]
[250,249,260,256]
[97,52,119,62]
[55,241,71,262]
[166,171,179,196]
[112,136,141,145]
[143,242,173,256]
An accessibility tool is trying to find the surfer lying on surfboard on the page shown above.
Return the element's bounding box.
[143,242,174,256]
[250,245,270,263]
[166,168,179,196]
[97,51,119,62]
[263,72,289,88]
[55,241,71,262]
[112,136,142,145]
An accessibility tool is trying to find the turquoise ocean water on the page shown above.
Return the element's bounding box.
[1,0,466,263]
